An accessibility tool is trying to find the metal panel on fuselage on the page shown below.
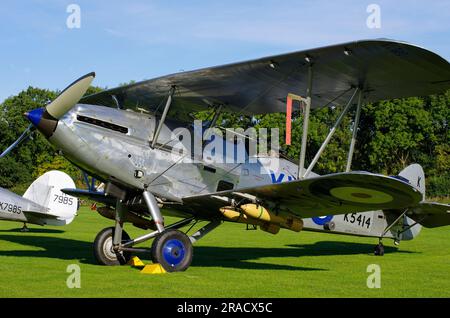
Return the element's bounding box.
[302,211,394,239]
[51,105,243,200]
[0,188,42,223]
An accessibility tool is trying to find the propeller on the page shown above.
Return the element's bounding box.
[1,72,95,159]
[24,72,95,137]
[0,124,34,158]
[45,72,96,119]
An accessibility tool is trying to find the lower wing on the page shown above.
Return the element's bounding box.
[183,172,423,218]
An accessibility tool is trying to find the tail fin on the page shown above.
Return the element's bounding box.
[23,171,78,225]
[397,164,425,240]
[398,163,425,200]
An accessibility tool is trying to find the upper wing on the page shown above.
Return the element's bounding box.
[182,172,422,218]
[407,202,450,228]
[81,39,450,123]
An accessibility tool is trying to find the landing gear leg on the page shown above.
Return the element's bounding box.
[20,223,29,232]
[374,239,385,256]
[93,199,132,265]
[143,190,193,272]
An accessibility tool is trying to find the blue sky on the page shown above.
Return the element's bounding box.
[1,0,449,101]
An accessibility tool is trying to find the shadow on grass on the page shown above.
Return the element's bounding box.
[0,228,65,234]
[286,241,419,256]
[0,234,418,271]
[0,234,96,264]
[191,246,326,271]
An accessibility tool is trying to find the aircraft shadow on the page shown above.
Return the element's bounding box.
[0,228,65,234]
[0,234,96,264]
[0,234,323,270]
[286,241,419,256]
[188,240,418,270]
[0,235,418,270]
[190,246,326,271]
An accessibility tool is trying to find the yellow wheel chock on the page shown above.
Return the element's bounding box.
[128,256,167,274]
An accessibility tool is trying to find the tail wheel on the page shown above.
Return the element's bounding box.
[151,229,193,272]
[94,227,132,265]
[374,242,385,256]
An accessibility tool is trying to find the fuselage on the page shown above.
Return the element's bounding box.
[0,187,45,225]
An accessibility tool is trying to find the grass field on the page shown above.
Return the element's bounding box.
[0,206,449,298]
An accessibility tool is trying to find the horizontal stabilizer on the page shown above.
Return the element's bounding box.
[408,202,450,228]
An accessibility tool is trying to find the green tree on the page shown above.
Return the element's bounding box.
[0,87,57,188]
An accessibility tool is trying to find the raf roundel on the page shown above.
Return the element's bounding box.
[329,186,394,204]
[312,215,334,226]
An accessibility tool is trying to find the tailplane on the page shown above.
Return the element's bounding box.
[23,171,78,225]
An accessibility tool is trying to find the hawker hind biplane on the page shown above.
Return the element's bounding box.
[2,39,450,271]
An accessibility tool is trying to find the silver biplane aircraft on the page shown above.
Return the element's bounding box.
[0,171,78,230]
[2,39,450,271]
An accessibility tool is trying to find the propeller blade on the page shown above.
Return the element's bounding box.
[0,124,34,158]
[45,72,95,119]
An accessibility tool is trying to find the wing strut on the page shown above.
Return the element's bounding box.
[346,89,364,171]
[298,62,313,179]
[151,86,175,148]
[303,87,359,178]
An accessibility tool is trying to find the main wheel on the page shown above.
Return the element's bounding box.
[151,229,193,272]
[94,227,132,265]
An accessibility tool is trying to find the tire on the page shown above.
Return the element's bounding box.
[324,221,335,231]
[151,229,193,272]
[93,227,132,265]
[374,243,385,256]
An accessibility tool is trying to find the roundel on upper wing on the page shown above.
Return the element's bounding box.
[329,186,393,204]
[312,215,333,225]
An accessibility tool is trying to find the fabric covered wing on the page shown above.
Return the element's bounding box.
[183,172,422,219]
[81,39,450,123]
[407,202,450,228]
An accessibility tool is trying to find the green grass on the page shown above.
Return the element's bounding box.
[0,206,449,298]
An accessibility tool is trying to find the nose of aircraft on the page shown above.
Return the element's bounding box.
[23,72,95,138]
[24,108,45,126]
[23,107,58,138]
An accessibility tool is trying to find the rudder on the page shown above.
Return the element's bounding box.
[23,171,78,225]
[398,163,425,200]
[397,164,425,240]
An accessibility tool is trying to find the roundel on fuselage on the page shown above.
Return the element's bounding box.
[312,215,333,225]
